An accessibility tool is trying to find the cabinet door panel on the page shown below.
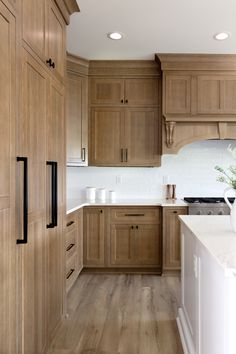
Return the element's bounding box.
[46,79,64,337]
[90,78,124,105]
[110,224,135,266]
[163,207,188,271]
[165,75,191,114]
[224,77,236,113]
[67,73,88,166]
[125,78,159,106]
[125,108,160,166]
[83,208,105,266]
[48,0,66,82]
[22,0,46,60]
[20,49,47,354]
[0,4,16,353]
[135,224,161,266]
[197,76,222,114]
[90,108,124,166]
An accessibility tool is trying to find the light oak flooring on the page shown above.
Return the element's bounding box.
[47,274,183,354]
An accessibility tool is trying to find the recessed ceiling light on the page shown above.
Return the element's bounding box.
[107,32,123,40]
[213,32,231,41]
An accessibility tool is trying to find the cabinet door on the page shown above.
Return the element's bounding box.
[165,75,191,114]
[197,76,223,114]
[125,78,159,106]
[67,72,88,166]
[90,78,124,105]
[48,0,66,82]
[19,49,47,354]
[22,0,47,61]
[125,108,161,166]
[163,207,188,272]
[46,78,65,338]
[83,208,105,266]
[110,224,135,266]
[135,224,161,266]
[0,4,17,353]
[223,77,236,113]
[90,107,124,166]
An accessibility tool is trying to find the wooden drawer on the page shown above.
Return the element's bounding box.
[110,207,160,224]
[66,253,78,292]
[66,212,78,232]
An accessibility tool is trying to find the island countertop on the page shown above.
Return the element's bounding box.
[179,215,236,273]
[67,198,187,215]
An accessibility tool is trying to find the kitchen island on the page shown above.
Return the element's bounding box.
[178,216,236,354]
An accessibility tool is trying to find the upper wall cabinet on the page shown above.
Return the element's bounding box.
[89,60,162,167]
[22,0,79,82]
[90,78,159,106]
[67,54,89,166]
[156,54,236,154]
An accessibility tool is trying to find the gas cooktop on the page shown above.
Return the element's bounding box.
[184,197,235,204]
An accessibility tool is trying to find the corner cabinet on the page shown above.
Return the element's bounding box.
[162,207,188,274]
[89,61,162,167]
[67,55,89,166]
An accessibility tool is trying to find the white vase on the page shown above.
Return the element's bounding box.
[224,187,236,232]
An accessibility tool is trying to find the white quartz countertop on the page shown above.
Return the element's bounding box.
[67,198,187,215]
[179,215,236,273]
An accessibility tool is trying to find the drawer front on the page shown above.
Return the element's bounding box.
[66,228,77,249]
[66,253,78,292]
[110,207,160,224]
[66,212,78,232]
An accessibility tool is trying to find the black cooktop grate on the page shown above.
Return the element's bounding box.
[184,197,235,204]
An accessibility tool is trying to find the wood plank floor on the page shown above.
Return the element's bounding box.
[47,274,183,354]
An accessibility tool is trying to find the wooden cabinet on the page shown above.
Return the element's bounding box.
[0,3,17,353]
[90,107,160,166]
[165,74,191,115]
[67,55,89,166]
[48,0,66,82]
[162,207,188,273]
[22,0,66,81]
[90,78,158,106]
[83,207,105,267]
[110,207,161,269]
[90,107,124,166]
[197,75,236,114]
[89,62,161,167]
[22,0,47,61]
[46,78,65,338]
[19,49,48,354]
[65,210,83,292]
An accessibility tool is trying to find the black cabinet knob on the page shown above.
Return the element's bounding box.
[121,99,124,103]
[125,99,128,103]
[46,58,55,68]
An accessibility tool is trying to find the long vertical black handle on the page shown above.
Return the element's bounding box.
[47,161,58,228]
[16,157,28,244]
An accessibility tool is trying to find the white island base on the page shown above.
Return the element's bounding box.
[178,216,236,354]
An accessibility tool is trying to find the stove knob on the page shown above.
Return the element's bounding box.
[218,211,223,215]
[207,211,213,215]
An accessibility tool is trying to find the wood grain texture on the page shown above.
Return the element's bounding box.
[0,3,17,353]
[47,274,183,354]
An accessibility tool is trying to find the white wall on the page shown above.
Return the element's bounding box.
[67,140,236,200]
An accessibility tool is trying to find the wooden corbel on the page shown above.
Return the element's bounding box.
[218,122,227,140]
[165,121,176,148]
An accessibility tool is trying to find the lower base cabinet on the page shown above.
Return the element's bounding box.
[162,206,188,274]
[83,206,161,272]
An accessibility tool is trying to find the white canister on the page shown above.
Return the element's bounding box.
[97,188,106,201]
[86,187,96,201]
[109,190,116,202]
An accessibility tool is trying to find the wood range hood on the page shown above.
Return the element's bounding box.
[156,54,236,154]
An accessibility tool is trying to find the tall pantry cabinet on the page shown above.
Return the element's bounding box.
[0,0,79,353]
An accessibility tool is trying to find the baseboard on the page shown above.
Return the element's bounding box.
[82,267,162,275]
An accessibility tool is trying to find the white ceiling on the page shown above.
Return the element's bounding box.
[67,0,236,60]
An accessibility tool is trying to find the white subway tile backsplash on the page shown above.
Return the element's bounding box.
[67,140,236,200]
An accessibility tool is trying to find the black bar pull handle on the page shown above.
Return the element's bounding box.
[16,157,28,244]
[47,161,58,228]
